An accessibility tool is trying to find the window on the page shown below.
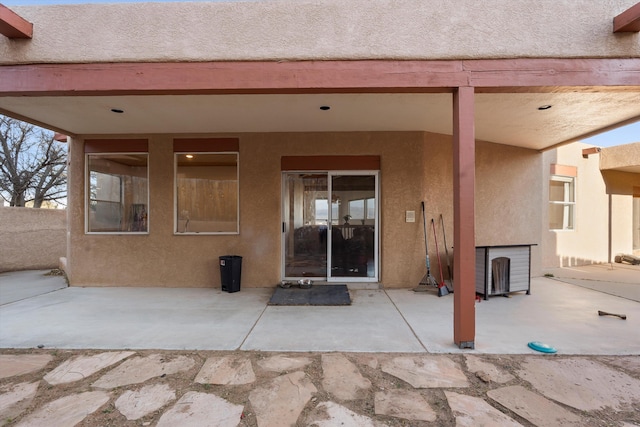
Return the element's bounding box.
[549,175,575,230]
[348,197,376,223]
[86,153,148,233]
[175,153,238,234]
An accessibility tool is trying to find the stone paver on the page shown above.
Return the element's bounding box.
[0,351,637,426]
[517,357,640,411]
[14,391,110,427]
[381,355,469,388]
[487,385,583,426]
[194,356,255,385]
[256,354,312,372]
[321,353,371,400]
[115,383,176,421]
[308,401,386,427]
[156,391,243,427]
[92,353,195,389]
[0,355,52,379]
[465,355,515,384]
[43,351,134,385]
[0,382,39,425]
[374,389,436,422]
[445,391,523,427]
[249,371,317,427]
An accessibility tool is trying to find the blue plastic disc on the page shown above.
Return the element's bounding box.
[528,341,557,353]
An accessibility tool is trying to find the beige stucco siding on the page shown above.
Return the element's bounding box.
[2,0,639,65]
[66,131,541,288]
[541,142,638,268]
[0,207,66,272]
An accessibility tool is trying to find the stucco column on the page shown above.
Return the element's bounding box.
[453,86,476,349]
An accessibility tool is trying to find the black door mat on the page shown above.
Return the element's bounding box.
[268,284,351,306]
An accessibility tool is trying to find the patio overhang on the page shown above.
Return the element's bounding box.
[0,58,639,151]
[1,57,639,350]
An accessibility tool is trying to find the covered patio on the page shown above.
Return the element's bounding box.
[1,1,639,350]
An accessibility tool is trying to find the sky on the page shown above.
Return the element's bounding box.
[580,122,640,148]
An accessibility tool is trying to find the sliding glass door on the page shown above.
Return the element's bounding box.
[283,171,378,282]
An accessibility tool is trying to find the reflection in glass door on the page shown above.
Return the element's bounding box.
[283,172,378,281]
[283,173,329,278]
[329,174,377,280]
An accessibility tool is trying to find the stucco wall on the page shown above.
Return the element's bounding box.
[540,142,638,268]
[2,0,638,65]
[0,206,67,272]
[66,131,542,288]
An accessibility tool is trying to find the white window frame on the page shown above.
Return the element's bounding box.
[174,151,240,235]
[85,152,149,235]
[549,175,575,231]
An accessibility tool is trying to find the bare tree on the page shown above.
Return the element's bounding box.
[0,115,67,208]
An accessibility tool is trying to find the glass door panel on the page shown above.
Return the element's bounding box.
[283,173,328,278]
[329,174,377,280]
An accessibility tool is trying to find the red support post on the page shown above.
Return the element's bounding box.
[452,86,476,349]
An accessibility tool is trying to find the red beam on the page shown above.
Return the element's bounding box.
[614,2,640,32]
[0,61,465,96]
[1,59,639,97]
[452,86,476,350]
[0,4,33,39]
[582,147,601,158]
[464,58,640,87]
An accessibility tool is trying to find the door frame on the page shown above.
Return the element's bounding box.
[281,170,380,283]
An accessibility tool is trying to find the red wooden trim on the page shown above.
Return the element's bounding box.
[452,86,476,349]
[1,59,638,97]
[581,147,601,158]
[173,138,239,152]
[464,58,640,87]
[84,139,148,153]
[54,133,68,142]
[281,155,381,171]
[550,164,578,177]
[0,5,33,39]
[614,2,640,32]
[634,186,640,197]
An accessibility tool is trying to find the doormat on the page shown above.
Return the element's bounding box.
[268,284,351,306]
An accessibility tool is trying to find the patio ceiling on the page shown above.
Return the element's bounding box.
[1,91,639,151]
[1,59,639,151]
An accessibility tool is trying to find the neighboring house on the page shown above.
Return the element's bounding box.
[1,0,639,348]
[542,141,640,269]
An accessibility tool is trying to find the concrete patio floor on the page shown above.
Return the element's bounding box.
[1,266,639,426]
[1,264,638,354]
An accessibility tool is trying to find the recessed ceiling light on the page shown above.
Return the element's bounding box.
[185,154,194,159]
[110,108,124,113]
[537,105,552,110]
[319,106,331,111]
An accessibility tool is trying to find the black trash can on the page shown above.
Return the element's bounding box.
[219,255,242,293]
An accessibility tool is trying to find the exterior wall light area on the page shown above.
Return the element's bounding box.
[185,154,194,159]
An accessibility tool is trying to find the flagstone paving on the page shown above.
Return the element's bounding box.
[0,356,52,380]
[114,384,176,421]
[44,351,134,385]
[0,349,639,426]
[195,356,256,385]
[517,357,640,412]
[321,353,371,400]
[487,385,584,426]
[91,353,195,389]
